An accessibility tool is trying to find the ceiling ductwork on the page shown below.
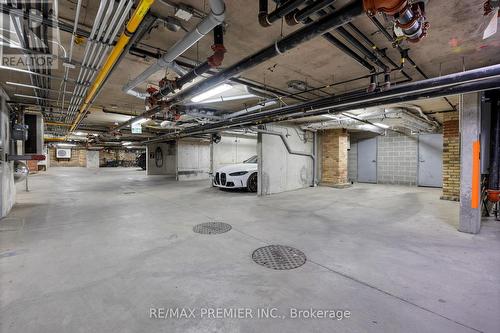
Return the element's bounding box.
[122,0,226,94]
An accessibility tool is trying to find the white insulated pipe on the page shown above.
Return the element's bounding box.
[122,0,225,93]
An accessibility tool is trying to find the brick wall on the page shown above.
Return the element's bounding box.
[100,149,138,167]
[49,148,86,167]
[348,141,357,182]
[377,132,418,185]
[441,112,460,200]
[321,129,349,186]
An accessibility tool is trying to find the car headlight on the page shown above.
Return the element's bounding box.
[229,171,248,176]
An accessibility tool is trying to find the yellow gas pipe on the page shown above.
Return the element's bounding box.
[69,0,155,133]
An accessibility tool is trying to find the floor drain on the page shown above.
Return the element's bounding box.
[193,222,232,235]
[123,191,135,194]
[252,245,306,270]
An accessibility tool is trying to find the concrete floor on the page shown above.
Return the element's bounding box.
[1,168,499,333]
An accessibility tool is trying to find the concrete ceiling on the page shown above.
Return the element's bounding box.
[1,0,499,134]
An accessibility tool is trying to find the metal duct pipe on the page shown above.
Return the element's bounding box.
[304,122,386,134]
[140,68,500,144]
[259,0,305,27]
[255,128,316,187]
[122,0,225,93]
[153,24,226,99]
[70,0,155,132]
[66,0,134,125]
[114,0,365,131]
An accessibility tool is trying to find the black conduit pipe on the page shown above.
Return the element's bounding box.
[286,0,336,25]
[488,93,500,192]
[259,0,306,27]
[169,1,364,105]
[141,76,500,144]
[115,1,365,131]
[369,15,456,110]
[321,33,376,73]
[346,22,412,81]
[142,64,500,139]
[336,26,389,72]
[300,11,382,90]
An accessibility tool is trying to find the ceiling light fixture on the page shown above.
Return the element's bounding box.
[196,93,256,104]
[322,114,338,120]
[122,141,132,146]
[57,143,76,147]
[132,118,149,125]
[191,84,232,103]
[373,122,390,129]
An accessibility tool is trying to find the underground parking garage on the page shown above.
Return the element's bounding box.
[0,0,500,332]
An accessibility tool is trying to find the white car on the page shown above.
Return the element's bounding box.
[213,155,258,192]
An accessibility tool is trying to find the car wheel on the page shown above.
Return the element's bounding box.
[247,173,258,192]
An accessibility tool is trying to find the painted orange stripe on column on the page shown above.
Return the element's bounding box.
[471,140,480,209]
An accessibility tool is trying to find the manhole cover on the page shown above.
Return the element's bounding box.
[193,222,232,234]
[252,245,306,270]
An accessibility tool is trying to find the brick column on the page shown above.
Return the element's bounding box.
[321,129,350,188]
[441,112,460,201]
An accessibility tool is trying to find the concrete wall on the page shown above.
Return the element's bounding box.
[0,95,15,218]
[86,150,99,168]
[348,141,357,182]
[377,132,418,186]
[258,125,314,195]
[212,135,257,172]
[146,142,176,176]
[177,139,211,181]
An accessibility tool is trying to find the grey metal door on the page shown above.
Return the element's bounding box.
[357,138,377,183]
[418,134,443,187]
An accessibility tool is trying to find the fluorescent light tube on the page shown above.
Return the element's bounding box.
[191,84,232,103]
[373,122,390,129]
[196,94,256,104]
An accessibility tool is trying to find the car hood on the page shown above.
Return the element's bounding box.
[216,163,257,174]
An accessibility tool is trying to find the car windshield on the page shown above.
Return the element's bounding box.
[243,155,258,163]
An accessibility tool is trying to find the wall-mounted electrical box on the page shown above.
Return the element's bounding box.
[56,148,71,159]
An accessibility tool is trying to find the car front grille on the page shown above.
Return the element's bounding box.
[214,172,220,185]
[220,173,226,185]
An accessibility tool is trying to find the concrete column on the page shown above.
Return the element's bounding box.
[321,129,350,188]
[459,93,482,234]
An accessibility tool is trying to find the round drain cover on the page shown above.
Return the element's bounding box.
[193,222,232,234]
[252,245,306,270]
